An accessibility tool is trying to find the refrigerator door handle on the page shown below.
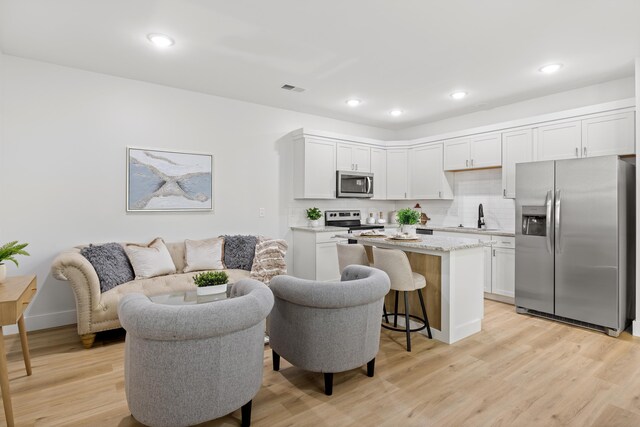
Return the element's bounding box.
[545,190,553,254]
[555,189,561,253]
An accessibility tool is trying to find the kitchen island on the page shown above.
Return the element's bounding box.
[337,233,486,344]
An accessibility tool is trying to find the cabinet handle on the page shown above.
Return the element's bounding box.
[404,192,407,198]
[575,147,578,157]
[493,249,496,257]
[503,189,506,197]
[466,159,469,167]
[471,159,474,167]
[356,164,358,171]
[583,146,587,157]
[438,191,442,198]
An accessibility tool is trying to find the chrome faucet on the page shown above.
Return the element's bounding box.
[478,204,485,229]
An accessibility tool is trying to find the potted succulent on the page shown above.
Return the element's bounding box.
[396,208,420,236]
[0,241,30,283]
[306,207,322,227]
[193,271,229,296]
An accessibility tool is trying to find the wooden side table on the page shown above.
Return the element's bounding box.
[0,275,37,427]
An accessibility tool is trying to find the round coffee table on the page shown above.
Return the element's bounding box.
[150,286,230,306]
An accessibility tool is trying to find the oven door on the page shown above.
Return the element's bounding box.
[337,171,373,198]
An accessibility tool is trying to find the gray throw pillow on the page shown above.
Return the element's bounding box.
[223,235,258,271]
[81,243,135,293]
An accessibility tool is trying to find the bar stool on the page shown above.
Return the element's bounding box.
[373,247,432,351]
[337,243,370,273]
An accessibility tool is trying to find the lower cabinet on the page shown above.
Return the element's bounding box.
[488,237,515,299]
[433,231,514,302]
[292,230,346,281]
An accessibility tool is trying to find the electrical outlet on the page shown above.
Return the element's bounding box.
[259,208,265,218]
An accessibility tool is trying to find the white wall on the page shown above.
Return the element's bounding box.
[398,77,635,140]
[0,55,396,333]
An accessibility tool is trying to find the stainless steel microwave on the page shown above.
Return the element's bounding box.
[336,171,374,198]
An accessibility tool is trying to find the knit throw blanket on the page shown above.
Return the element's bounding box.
[250,239,288,284]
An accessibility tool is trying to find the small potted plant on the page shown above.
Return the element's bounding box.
[306,207,322,227]
[193,271,229,296]
[396,208,420,236]
[0,241,30,283]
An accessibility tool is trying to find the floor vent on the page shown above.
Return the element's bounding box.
[281,84,305,92]
[517,307,612,335]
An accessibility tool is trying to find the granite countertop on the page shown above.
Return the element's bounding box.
[420,225,515,238]
[292,224,515,237]
[290,225,346,232]
[335,233,487,252]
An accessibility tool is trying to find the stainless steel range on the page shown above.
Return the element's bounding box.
[324,210,384,232]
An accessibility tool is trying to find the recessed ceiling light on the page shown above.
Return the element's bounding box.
[539,63,563,74]
[346,99,362,107]
[147,33,175,48]
[450,91,468,100]
[390,109,403,117]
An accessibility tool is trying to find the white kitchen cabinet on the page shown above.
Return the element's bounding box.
[293,137,336,199]
[292,230,346,281]
[386,149,408,199]
[502,129,533,199]
[370,148,387,200]
[444,133,501,171]
[470,133,502,168]
[408,143,453,199]
[336,142,370,172]
[489,237,515,299]
[443,138,471,170]
[432,231,515,302]
[534,120,582,161]
[582,112,635,157]
[491,247,515,298]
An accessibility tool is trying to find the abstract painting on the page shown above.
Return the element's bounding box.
[127,148,213,211]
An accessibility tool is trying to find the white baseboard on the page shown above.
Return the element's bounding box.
[2,310,77,336]
[633,320,640,337]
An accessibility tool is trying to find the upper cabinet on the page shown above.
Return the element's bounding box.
[408,143,454,199]
[444,133,502,171]
[534,112,635,162]
[293,137,336,199]
[370,148,387,200]
[336,142,370,172]
[292,102,635,200]
[534,120,582,161]
[581,112,635,158]
[502,129,533,199]
[386,149,408,199]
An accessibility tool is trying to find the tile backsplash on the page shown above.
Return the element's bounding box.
[410,168,515,231]
[288,168,515,231]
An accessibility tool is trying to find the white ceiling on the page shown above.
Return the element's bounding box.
[1,0,639,129]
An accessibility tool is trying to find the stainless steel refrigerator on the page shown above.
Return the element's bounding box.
[515,155,634,336]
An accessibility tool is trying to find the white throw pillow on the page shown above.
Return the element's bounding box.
[183,237,225,273]
[125,238,177,279]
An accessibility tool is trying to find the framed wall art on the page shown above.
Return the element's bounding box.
[127,147,213,212]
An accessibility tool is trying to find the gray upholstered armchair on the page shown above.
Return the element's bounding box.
[118,279,274,427]
[268,265,390,395]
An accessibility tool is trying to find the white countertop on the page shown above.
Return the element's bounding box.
[291,224,515,237]
[335,233,487,252]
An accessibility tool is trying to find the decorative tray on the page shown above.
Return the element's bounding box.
[386,236,421,242]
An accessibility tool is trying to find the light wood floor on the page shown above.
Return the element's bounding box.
[4,300,640,426]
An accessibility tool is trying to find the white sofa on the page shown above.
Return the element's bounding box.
[51,239,277,348]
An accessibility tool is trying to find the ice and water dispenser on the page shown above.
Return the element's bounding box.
[521,206,547,236]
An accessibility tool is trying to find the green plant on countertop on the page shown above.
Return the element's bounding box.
[396,208,420,225]
[193,271,228,288]
[0,241,30,267]
[306,207,322,221]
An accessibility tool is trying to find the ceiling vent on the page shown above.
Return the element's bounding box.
[281,84,305,92]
